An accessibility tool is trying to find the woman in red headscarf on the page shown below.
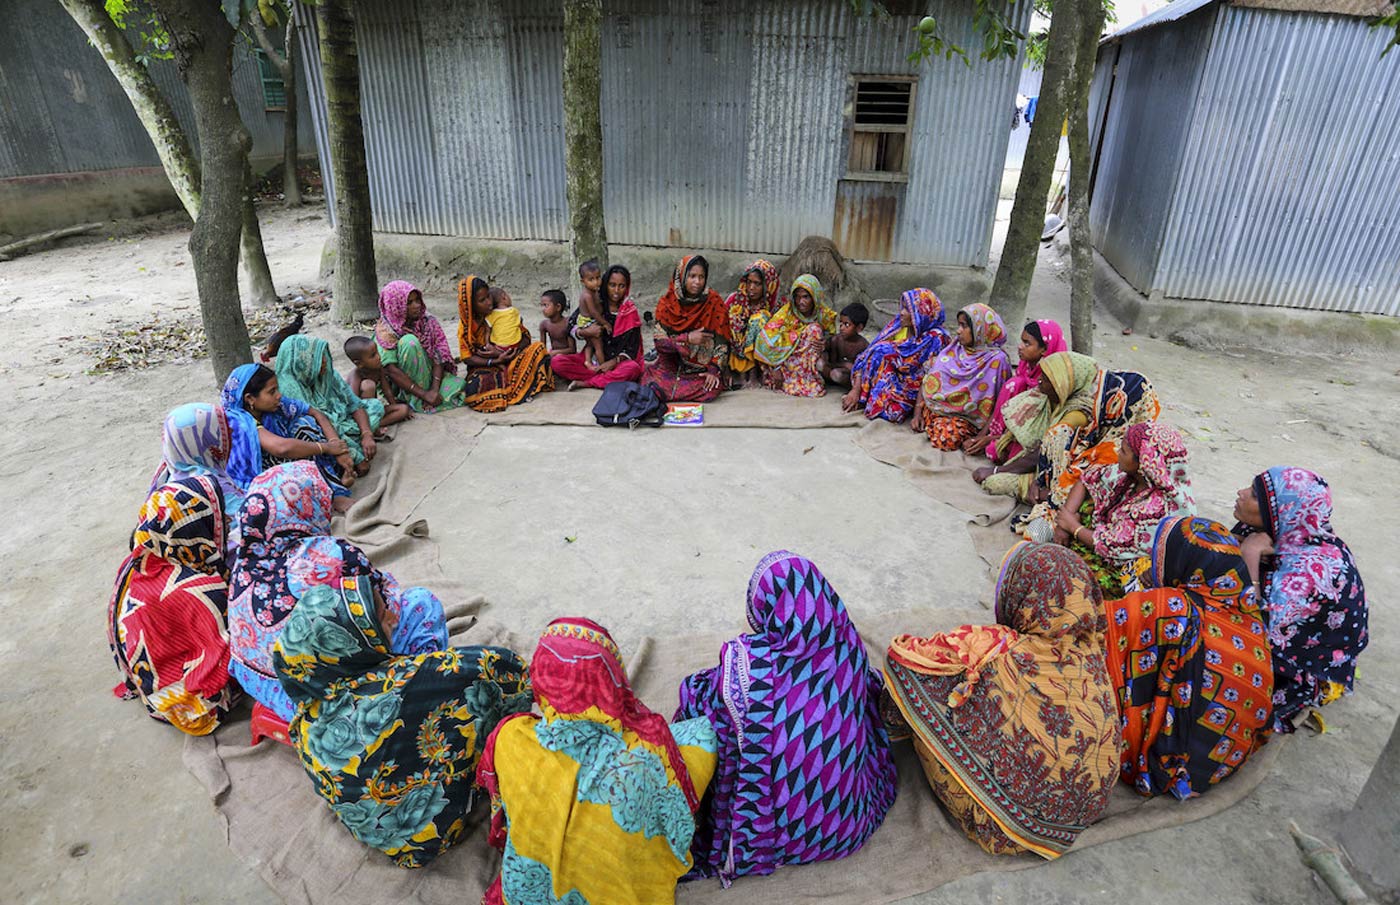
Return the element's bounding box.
[641,255,730,403]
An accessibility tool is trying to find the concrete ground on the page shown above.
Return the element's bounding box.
[0,204,1395,904]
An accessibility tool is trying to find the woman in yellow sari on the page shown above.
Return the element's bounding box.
[456,275,554,412]
[754,274,839,397]
[476,617,718,905]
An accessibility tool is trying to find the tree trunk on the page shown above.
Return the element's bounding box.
[58,0,201,219]
[988,0,1082,329]
[1067,0,1104,355]
[316,0,378,322]
[241,170,280,306]
[1338,716,1400,892]
[150,0,252,383]
[562,0,609,287]
[281,17,303,206]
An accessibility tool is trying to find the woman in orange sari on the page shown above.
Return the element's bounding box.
[456,275,554,412]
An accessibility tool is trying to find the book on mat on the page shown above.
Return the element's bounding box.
[664,403,704,426]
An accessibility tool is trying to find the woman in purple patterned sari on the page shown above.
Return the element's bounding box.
[674,550,897,885]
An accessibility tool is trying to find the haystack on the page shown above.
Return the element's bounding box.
[779,236,871,311]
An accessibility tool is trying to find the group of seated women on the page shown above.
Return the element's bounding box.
[109,420,1367,898]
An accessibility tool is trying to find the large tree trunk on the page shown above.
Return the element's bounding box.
[562,0,609,286]
[1067,0,1104,355]
[988,0,1082,329]
[317,0,378,322]
[150,0,252,383]
[1338,716,1400,892]
[251,11,303,206]
[58,0,201,219]
[241,171,280,306]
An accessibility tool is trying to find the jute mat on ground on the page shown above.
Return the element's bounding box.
[183,391,1283,905]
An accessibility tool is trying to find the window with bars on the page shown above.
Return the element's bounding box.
[846,77,917,181]
[254,49,286,111]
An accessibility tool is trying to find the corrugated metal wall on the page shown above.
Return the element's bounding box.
[1155,6,1400,315]
[1087,4,1215,294]
[0,0,316,179]
[306,0,1027,265]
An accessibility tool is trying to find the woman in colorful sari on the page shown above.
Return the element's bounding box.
[227,462,449,721]
[221,363,353,506]
[674,551,897,885]
[725,259,781,385]
[642,254,731,403]
[1233,467,1368,732]
[1054,422,1196,595]
[1106,517,1273,799]
[477,617,719,905]
[910,303,1012,450]
[273,580,532,868]
[840,288,947,422]
[108,476,236,736]
[274,335,384,473]
[964,318,1067,461]
[883,543,1119,858]
[456,275,555,412]
[752,274,840,398]
[151,403,246,548]
[550,264,645,389]
[376,280,470,412]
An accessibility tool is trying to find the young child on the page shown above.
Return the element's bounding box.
[574,259,607,366]
[538,289,576,357]
[824,302,870,387]
[485,287,524,351]
[342,336,414,434]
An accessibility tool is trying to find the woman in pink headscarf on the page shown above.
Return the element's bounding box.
[374,281,469,412]
[964,318,1067,462]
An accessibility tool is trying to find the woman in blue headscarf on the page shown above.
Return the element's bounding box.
[840,288,948,422]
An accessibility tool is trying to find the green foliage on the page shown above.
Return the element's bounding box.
[1373,7,1400,56]
[1023,0,1116,70]
[847,0,1024,66]
[104,0,172,63]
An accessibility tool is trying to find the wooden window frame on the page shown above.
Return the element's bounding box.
[844,74,917,183]
[254,49,287,113]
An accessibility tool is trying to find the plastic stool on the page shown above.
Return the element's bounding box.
[250,702,293,747]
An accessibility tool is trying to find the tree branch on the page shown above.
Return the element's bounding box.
[249,11,289,77]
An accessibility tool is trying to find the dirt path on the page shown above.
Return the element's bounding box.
[0,205,1394,904]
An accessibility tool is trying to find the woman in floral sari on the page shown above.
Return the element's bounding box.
[227,462,449,721]
[840,288,947,422]
[108,476,237,735]
[150,403,245,551]
[883,543,1119,858]
[725,259,781,384]
[456,274,554,412]
[477,617,719,905]
[1233,467,1368,732]
[911,303,1012,450]
[1106,517,1273,799]
[642,255,731,403]
[274,578,531,867]
[376,280,470,412]
[274,334,384,471]
[753,274,839,397]
[674,551,896,884]
[965,318,1067,462]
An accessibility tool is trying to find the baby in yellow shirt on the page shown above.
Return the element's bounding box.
[486,287,524,348]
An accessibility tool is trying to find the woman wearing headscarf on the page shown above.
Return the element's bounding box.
[150,403,246,553]
[753,274,840,398]
[1233,467,1368,732]
[643,254,731,403]
[674,551,897,884]
[1106,517,1273,799]
[477,617,719,905]
[375,280,470,412]
[550,263,645,390]
[108,476,237,735]
[274,334,384,471]
[964,318,1067,461]
[840,288,948,422]
[883,543,1119,858]
[227,462,449,721]
[456,274,555,412]
[911,303,1013,450]
[273,580,532,867]
[725,259,782,384]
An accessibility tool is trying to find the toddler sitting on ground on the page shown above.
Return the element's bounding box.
[823,302,870,387]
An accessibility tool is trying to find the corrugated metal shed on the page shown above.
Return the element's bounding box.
[0,0,316,180]
[1090,0,1400,315]
[303,0,1028,266]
